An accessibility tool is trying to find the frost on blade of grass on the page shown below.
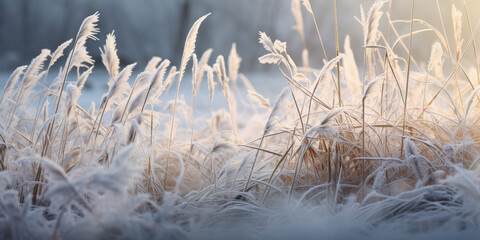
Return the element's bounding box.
[3,1,480,239]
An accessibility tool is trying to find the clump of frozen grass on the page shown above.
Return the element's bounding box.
[2,1,480,239]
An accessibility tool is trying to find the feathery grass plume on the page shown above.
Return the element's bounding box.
[215,55,228,86]
[8,49,50,120]
[76,66,94,91]
[206,65,216,101]
[178,13,210,83]
[364,0,385,46]
[133,72,154,91]
[292,0,306,47]
[106,63,137,104]
[47,12,99,123]
[21,49,51,85]
[19,71,46,105]
[76,11,100,43]
[49,12,99,127]
[343,35,361,90]
[40,12,100,164]
[90,63,136,150]
[66,83,81,117]
[49,39,73,68]
[228,43,241,86]
[193,49,213,96]
[192,54,199,94]
[1,65,27,103]
[163,66,178,91]
[215,55,240,143]
[69,42,95,70]
[428,42,444,78]
[149,61,171,101]
[127,89,148,118]
[145,56,162,73]
[199,49,214,71]
[247,90,271,109]
[32,40,70,142]
[112,71,154,123]
[452,4,464,61]
[188,53,203,148]
[100,31,120,83]
[362,78,380,102]
[138,59,170,112]
[111,100,129,124]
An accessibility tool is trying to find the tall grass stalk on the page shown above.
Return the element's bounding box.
[334,0,342,107]
[164,14,210,190]
[303,0,328,61]
[400,0,415,159]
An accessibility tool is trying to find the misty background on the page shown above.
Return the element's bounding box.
[1,0,480,73]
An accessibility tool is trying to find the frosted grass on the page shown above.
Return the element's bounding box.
[1,1,480,239]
